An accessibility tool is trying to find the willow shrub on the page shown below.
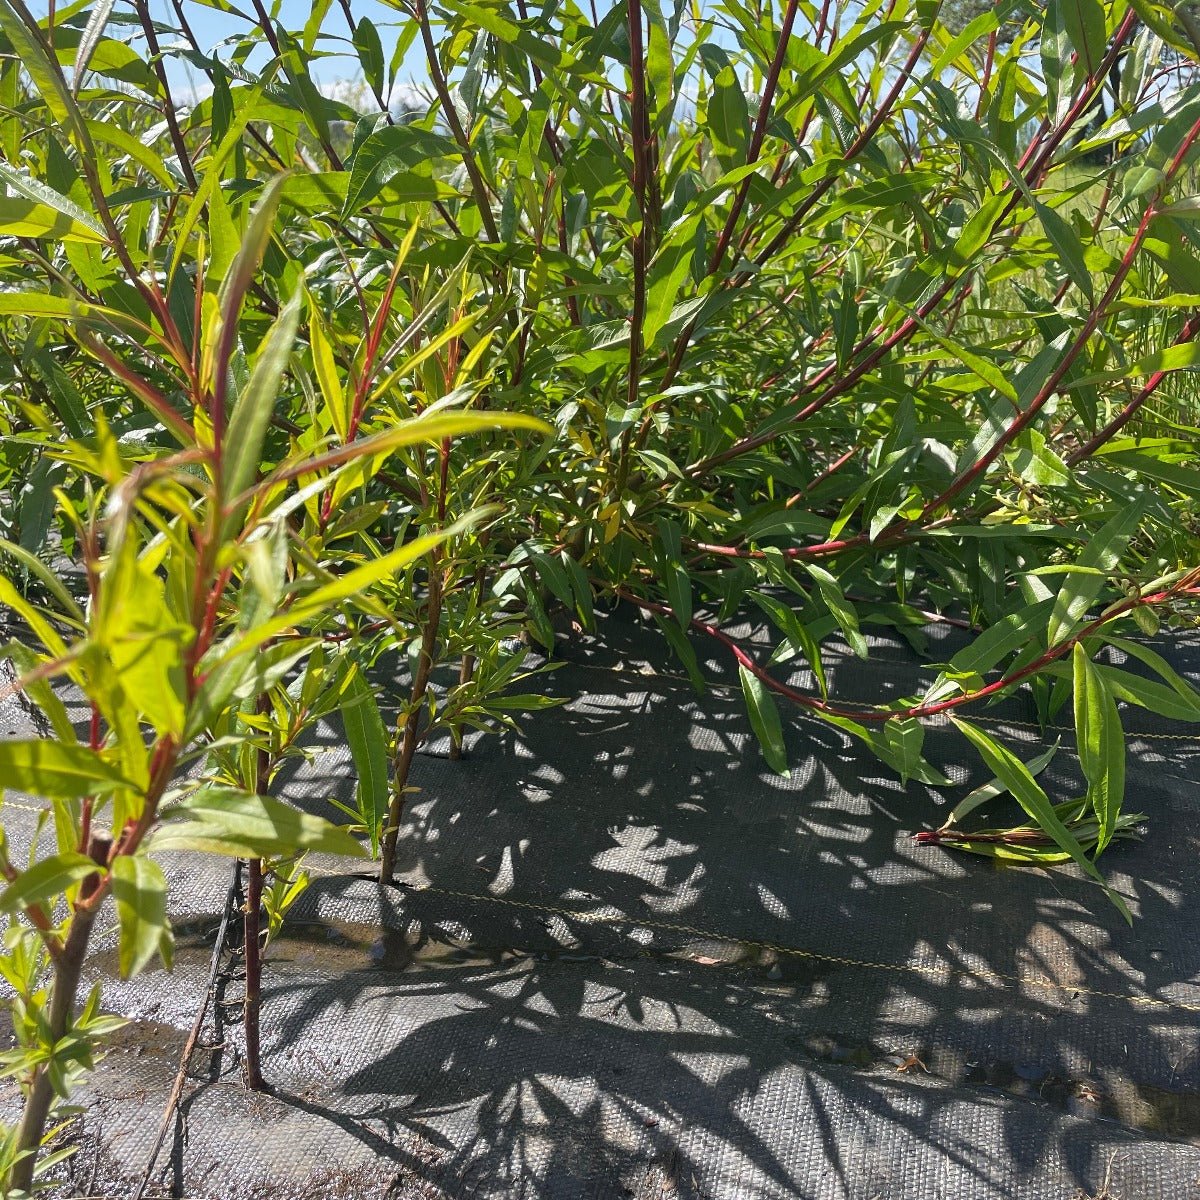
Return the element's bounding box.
[3,0,1200,1190]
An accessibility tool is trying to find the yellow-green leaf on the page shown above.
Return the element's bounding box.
[0,198,105,243]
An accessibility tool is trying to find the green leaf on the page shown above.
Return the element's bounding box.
[0,573,71,660]
[0,161,103,237]
[803,562,867,659]
[307,296,349,443]
[73,0,117,96]
[152,787,365,859]
[643,244,694,348]
[1126,340,1200,376]
[186,639,320,742]
[89,120,175,190]
[222,287,303,515]
[0,851,95,913]
[252,410,552,502]
[342,126,458,216]
[1072,645,1124,853]
[950,193,1006,268]
[0,292,136,326]
[0,197,105,243]
[1097,449,1200,496]
[942,741,1060,829]
[1011,430,1070,487]
[953,718,1130,920]
[882,718,927,786]
[170,82,272,279]
[30,349,90,439]
[109,856,173,977]
[938,600,1052,690]
[817,711,952,787]
[0,0,76,132]
[1060,0,1106,77]
[901,306,1016,401]
[211,173,288,385]
[1035,199,1094,304]
[82,38,159,95]
[1046,498,1145,646]
[655,519,691,629]
[738,665,789,776]
[751,592,828,699]
[1092,665,1200,722]
[216,515,480,663]
[704,57,749,166]
[561,554,595,631]
[442,0,566,70]
[0,740,132,800]
[340,667,389,857]
[1103,635,1200,706]
[1040,0,1073,124]
[653,614,706,692]
[0,641,76,743]
[352,16,385,96]
[95,536,190,738]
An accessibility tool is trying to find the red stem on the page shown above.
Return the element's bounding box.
[688,13,1141,477]
[1065,322,1200,465]
[616,580,1198,725]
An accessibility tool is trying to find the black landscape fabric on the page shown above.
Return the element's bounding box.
[2,607,1199,1198]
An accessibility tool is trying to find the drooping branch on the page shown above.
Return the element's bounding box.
[615,573,1200,726]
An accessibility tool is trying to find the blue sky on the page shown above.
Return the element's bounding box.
[51,1,729,102]
[144,0,428,94]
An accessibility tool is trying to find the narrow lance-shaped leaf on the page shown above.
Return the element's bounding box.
[1046,497,1146,646]
[0,161,104,237]
[1072,644,1125,853]
[739,664,789,776]
[0,851,96,914]
[0,198,106,243]
[752,592,828,699]
[221,288,303,522]
[1,641,77,743]
[953,718,1130,921]
[109,855,174,977]
[216,514,483,663]
[246,410,552,503]
[817,710,952,787]
[0,740,133,800]
[0,0,77,133]
[151,787,366,859]
[340,666,389,857]
[73,0,118,96]
[308,296,349,443]
[803,562,868,659]
[941,741,1060,829]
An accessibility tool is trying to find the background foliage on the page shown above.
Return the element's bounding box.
[2,0,1200,1190]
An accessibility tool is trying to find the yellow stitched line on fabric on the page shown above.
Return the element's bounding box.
[1,809,1193,1016]
[396,880,1200,1016]
[4,752,1194,1010]
[2,800,48,815]
[975,714,1197,742]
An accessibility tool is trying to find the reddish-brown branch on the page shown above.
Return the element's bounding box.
[414,0,498,241]
[750,24,934,271]
[687,14,1141,478]
[80,336,194,445]
[243,852,266,1091]
[615,579,1199,726]
[707,0,801,280]
[1067,313,1200,465]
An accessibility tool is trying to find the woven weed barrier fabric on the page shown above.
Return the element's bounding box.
[2,609,1199,1198]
